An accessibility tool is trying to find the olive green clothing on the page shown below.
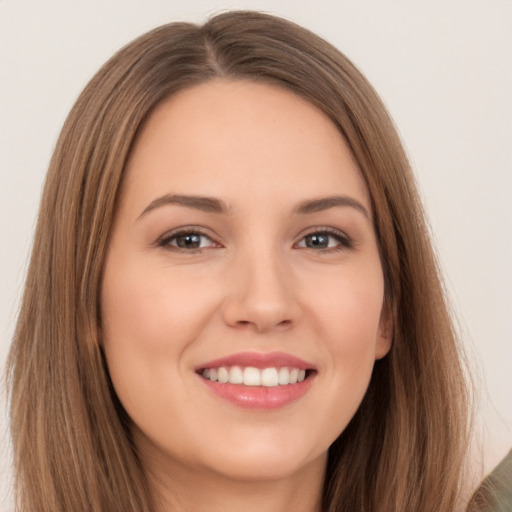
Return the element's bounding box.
[468,449,512,511]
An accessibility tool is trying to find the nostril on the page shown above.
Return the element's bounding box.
[222,294,302,332]
[233,319,292,330]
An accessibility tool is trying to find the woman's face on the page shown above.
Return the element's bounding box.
[101,79,391,483]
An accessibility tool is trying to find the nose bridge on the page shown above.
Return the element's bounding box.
[222,239,300,332]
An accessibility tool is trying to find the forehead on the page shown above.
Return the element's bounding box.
[122,79,369,214]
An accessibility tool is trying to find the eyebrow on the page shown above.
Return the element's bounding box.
[138,194,229,219]
[293,195,369,218]
[137,193,369,220]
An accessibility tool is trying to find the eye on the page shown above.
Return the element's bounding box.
[158,229,218,251]
[296,229,352,251]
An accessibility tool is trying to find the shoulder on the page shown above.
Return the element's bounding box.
[468,450,512,512]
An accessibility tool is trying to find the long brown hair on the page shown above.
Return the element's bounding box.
[7,11,471,511]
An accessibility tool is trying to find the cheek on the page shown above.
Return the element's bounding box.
[100,257,225,442]
[101,259,219,356]
[304,265,385,426]
[310,262,385,352]
[99,257,222,414]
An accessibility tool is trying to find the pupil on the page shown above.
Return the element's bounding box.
[177,234,200,248]
[307,234,328,248]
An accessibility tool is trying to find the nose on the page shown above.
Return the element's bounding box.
[222,249,302,333]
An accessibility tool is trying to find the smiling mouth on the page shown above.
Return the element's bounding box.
[196,353,316,408]
[197,366,315,387]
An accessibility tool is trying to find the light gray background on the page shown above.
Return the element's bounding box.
[1,1,511,508]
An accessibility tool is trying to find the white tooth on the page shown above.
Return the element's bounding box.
[261,368,279,387]
[297,369,306,382]
[289,368,299,384]
[243,367,261,386]
[229,366,243,384]
[202,369,210,379]
[209,368,218,382]
[218,367,229,383]
[278,367,290,385]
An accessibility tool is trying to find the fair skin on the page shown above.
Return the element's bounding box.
[101,79,391,512]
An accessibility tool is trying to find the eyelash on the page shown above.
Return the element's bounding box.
[157,227,353,253]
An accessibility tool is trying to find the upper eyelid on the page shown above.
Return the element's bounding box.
[295,226,350,241]
[158,225,349,237]
[159,226,215,239]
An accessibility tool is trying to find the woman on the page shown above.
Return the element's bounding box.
[7,10,472,512]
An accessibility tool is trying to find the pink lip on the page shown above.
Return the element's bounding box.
[196,351,314,371]
[196,351,316,409]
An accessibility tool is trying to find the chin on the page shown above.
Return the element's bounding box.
[194,429,328,483]
[207,450,324,483]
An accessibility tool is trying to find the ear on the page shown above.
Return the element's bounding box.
[375,300,393,360]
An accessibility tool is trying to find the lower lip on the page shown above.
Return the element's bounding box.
[199,374,315,409]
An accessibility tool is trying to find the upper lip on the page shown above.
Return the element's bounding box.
[196,351,315,371]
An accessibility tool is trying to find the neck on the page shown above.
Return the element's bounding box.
[144,448,326,512]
